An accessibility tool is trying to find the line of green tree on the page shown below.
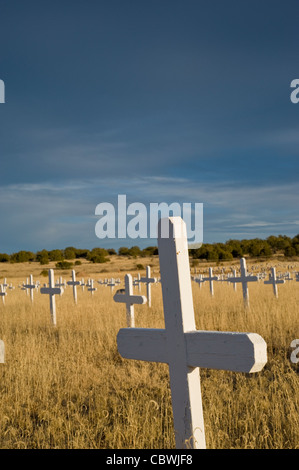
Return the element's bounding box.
[0,234,299,264]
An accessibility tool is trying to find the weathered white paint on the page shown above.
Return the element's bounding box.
[40,269,61,325]
[113,274,147,327]
[117,217,267,449]
[67,270,80,304]
[140,266,156,307]
[227,258,258,306]
[264,267,285,298]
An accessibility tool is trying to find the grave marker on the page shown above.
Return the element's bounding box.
[227,258,258,306]
[40,269,61,325]
[107,278,117,292]
[117,217,267,449]
[140,266,156,307]
[23,274,36,303]
[67,270,80,304]
[87,279,97,296]
[113,274,147,327]
[264,267,285,298]
[194,274,205,289]
[203,268,219,296]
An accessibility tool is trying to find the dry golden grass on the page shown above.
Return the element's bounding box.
[0,258,298,449]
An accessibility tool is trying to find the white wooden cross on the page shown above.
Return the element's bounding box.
[113,274,147,327]
[23,274,36,303]
[87,278,97,296]
[203,268,219,296]
[0,339,4,363]
[264,267,285,298]
[227,258,258,306]
[140,266,156,307]
[194,274,205,289]
[107,278,117,293]
[67,270,80,304]
[284,271,293,281]
[117,217,267,449]
[40,269,61,326]
[0,285,7,305]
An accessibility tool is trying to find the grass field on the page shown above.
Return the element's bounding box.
[0,257,298,449]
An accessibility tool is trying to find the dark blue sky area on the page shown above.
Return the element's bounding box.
[0,1,299,252]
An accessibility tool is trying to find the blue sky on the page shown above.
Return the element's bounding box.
[0,0,299,253]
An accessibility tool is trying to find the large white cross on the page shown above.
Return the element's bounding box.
[40,269,61,325]
[264,267,285,298]
[227,258,258,306]
[140,266,156,307]
[23,274,36,303]
[67,270,80,304]
[203,268,219,296]
[117,217,267,449]
[113,274,147,327]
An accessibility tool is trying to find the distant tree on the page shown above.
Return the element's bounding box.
[74,248,90,259]
[141,246,158,257]
[128,246,142,257]
[36,249,49,265]
[87,248,109,263]
[64,247,77,260]
[118,247,130,256]
[48,249,64,261]
[10,251,35,263]
[0,253,10,262]
[284,246,296,258]
[55,261,73,269]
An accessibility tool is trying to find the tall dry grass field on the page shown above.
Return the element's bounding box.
[0,260,298,449]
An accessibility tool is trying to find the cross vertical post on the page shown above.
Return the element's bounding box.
[158,217,206,448]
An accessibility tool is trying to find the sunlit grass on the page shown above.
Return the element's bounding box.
[0,261,298,449]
